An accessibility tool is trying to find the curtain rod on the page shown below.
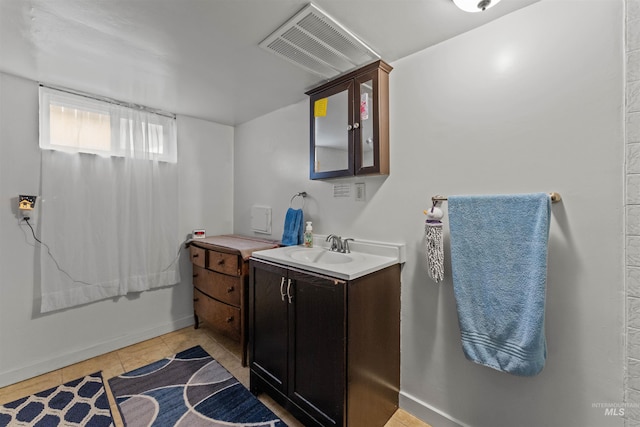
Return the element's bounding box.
[432,192,562,204]
[39,83,176,119]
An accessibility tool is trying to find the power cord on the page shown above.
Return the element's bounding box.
[22,217,94,287]
[22,217,184,286]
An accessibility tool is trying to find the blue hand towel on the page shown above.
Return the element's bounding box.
[281,208,304,246]
[448,193,551,376]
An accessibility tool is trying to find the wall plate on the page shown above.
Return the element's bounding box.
[333,183,351,198]
[251,205,272,234]
[355,183,365,201]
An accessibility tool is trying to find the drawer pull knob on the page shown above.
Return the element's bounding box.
[226,316,234,323]
[192,254,199,258]
[227,286,234,293]
[193,297,199,302]
[192,273,199,278]
[217,259,225,265]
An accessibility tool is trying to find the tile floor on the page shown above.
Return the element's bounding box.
[0,326,431,427]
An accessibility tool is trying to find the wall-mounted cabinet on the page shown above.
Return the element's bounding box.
[307,60,392,180]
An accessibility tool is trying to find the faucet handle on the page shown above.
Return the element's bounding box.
[343,238,354,253]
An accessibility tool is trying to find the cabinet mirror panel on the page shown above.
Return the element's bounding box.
[314,89,349,174]
[359,79,375,169]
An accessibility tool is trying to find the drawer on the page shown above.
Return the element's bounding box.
[192,265,241,307]
[207,250,239,276]
[190,246,206,268]
[194,289,241,341]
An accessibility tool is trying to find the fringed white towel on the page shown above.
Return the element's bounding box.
[425,206,444,283]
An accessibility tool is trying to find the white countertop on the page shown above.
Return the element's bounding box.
[250,235,405,280]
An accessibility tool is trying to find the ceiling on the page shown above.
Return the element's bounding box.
[0,0,539,126]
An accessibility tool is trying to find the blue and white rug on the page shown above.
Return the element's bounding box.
[109,345,286,427]
[0,372,114,426]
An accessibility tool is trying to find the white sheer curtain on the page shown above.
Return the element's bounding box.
[39,87,180,312]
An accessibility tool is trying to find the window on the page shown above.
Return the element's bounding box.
[39,86,177,163]
[37,86,180,312]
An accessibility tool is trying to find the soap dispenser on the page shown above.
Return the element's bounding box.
[304,221,313,248]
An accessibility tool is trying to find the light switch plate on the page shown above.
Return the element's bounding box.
[355,183,365,201]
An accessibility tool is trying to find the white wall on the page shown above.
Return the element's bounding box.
[0,72,234,387]
[234,1,625,426]
[626,0,640,422]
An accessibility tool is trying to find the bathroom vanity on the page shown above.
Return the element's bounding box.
[248,239,404,427]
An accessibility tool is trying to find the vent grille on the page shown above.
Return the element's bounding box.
[260,3,380,79]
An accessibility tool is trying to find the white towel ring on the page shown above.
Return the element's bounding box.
[290,192,307,210]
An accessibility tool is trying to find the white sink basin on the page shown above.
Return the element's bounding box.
[251,236,406,280]
[289,248,355,264]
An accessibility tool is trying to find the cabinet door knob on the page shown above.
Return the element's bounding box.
[347,124,353,131]
[227,286,234,293]
[192,253,199,258]
[226,316,234,323]
[217,259,225,265]
[192,273,199,278]
[353,122,360,129]
[193,297,199,302]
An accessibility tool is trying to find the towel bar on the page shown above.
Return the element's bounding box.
[290,191,307,209]
[431,192,562,204]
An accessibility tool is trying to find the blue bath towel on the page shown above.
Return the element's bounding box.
[281,208,304,246]
[448,193,551,376]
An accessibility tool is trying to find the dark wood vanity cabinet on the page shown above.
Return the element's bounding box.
[307,60,392,180]
[249,259,400,427]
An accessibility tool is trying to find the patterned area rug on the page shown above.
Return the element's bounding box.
[109,346,286,427]
[0,372,114,426]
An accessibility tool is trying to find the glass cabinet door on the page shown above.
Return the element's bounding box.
[354,69,381,175]
[357,77,375,170]
[310,80,354,179]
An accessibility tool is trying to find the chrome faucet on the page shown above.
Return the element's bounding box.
[326,234,342,252]
[326,235,354,253]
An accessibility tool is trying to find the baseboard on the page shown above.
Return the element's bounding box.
[0,315,194,388]
[400,390,470,427]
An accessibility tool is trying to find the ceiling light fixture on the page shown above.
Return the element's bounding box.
[453,0,501,12]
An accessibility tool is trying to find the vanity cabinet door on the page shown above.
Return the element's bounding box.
[249,261,289,395]
[249,261,347,426]
[250,259,400,427]
[288,269,346,426]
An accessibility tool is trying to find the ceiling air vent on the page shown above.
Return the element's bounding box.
[259,3,380,79]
